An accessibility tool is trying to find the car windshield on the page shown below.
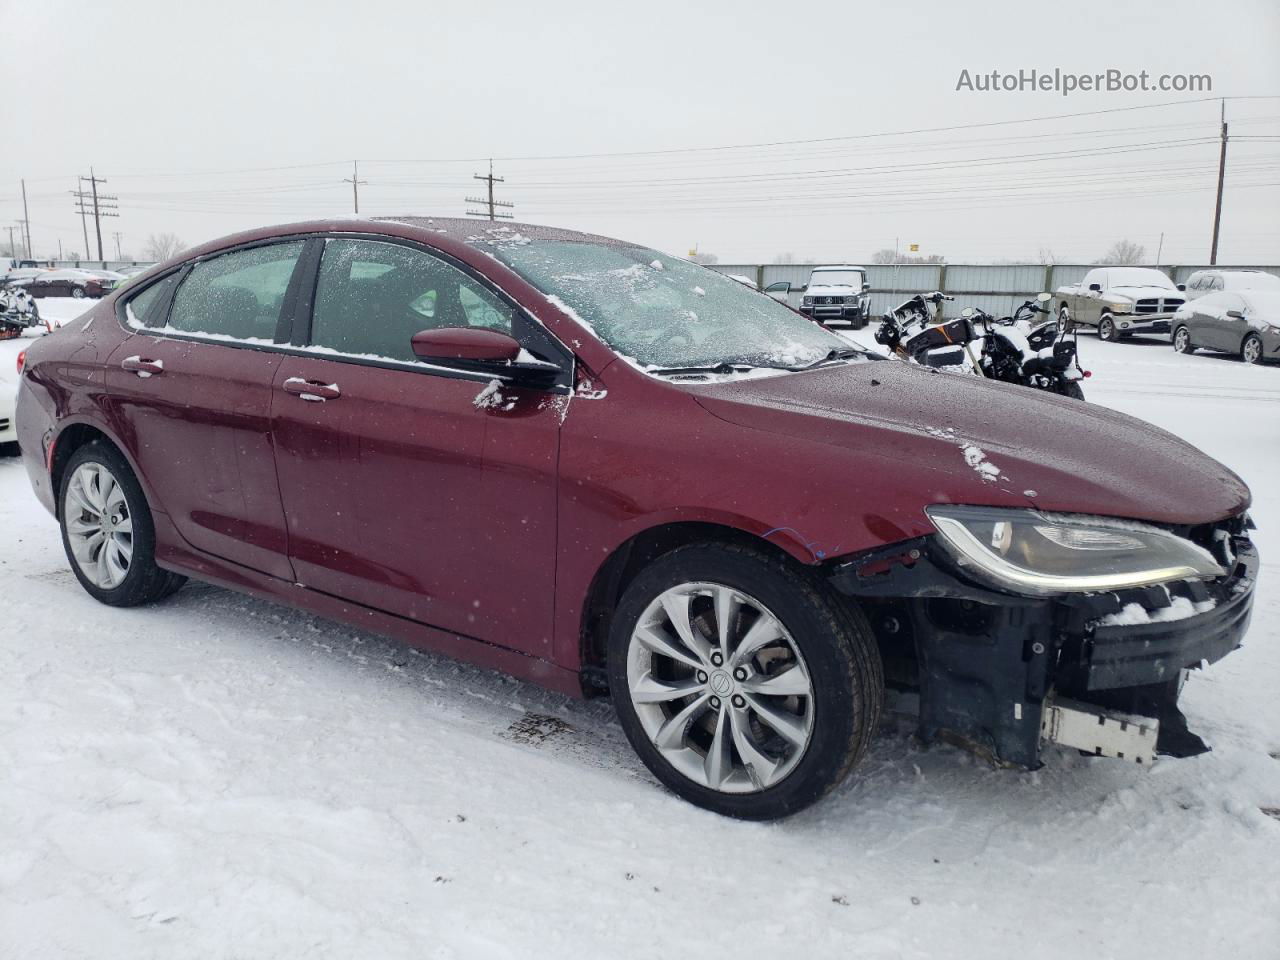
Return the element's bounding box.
[810,270,864,287]
[487,237,857,370]
[1107,268,1176,290]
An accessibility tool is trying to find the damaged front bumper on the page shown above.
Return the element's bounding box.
[827,526,1258,768]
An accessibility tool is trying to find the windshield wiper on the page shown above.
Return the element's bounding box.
[649,360,799,377]
[797,347,866,370]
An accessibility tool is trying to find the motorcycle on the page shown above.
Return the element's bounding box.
[962,293,1088,400]
[0,285,42,339]
[874,290,1088,399]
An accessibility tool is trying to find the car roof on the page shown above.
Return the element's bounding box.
[811,264,865,270]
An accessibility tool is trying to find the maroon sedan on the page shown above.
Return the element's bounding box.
[15,218,1258,818]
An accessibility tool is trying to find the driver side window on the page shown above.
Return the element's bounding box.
[309,239,515,362]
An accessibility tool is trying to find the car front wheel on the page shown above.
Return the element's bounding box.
[71,287,86,299]
[59,442,186,606]
[1242,333,1263,365]
[1173,326,1195,354]
[1098,314,1119,342]
[608,543,882,820]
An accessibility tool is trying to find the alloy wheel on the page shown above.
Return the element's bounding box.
[1244,336,1262,364]
[65,461,134,589]
[1099,316,1116,341]
[626,582,815,794]
[1175,327,1191,353]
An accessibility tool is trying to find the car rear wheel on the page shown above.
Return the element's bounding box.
[1057,307,1073,334]
[607,543,882,820]
[1242,334,1263,365]
[1098,314,1118,342]
[70,287,85,299]
[1173,326,1195,354]
[59,442,186,606]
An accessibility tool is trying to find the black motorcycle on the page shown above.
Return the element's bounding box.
[962,293,1088,400]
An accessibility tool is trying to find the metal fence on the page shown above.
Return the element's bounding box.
[708,263,1280,319]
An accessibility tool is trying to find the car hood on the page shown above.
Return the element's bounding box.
[1109,285,1179,298]
[692,359,1249,527]
[806,283,864,296]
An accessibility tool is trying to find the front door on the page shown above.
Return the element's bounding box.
[270,237,566,656]
[105,240,307,581]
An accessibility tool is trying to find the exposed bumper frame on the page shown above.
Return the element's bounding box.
[827,531,1258,768]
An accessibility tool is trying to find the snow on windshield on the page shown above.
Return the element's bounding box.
[1108,268,1176,290]
[485,238,852,370]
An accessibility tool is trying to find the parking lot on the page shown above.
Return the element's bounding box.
[1,298,1277,959]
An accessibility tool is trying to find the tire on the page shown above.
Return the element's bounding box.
[59,441,186,606]
[1057,307,1073,334]
[1173,325,1195,354]
[607,542,882,820]
[1098,314,1119,342]
[1242,333,1263,365]
[1061,380,1085,400]
[852,314,868,330]
[71,287,86,299]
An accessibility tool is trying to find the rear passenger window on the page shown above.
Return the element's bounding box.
[310,239,515,362]
[125,272,182,327]
[166,242,305,341]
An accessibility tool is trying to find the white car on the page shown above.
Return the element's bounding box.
[1182,269,1280,301]
[0,335,30,448]
[762,265,872,328]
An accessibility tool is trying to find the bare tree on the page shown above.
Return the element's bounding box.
[775,252,797,264]
[144,232,186,262]
[1038,247,1059,265]
[1097,239,1145,265]
[872,248,945,265]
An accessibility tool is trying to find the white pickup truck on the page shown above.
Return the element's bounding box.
[764,264,872,328]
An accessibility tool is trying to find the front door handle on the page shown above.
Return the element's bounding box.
[121,356,164,378]
[283,377,341,402]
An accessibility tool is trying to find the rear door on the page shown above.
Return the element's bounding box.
[105,240,307,580]
[270,236,570,656]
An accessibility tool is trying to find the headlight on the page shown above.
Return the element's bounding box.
[1107,301,1132,313]
[802,296,813,305]
[925,505,1224,596]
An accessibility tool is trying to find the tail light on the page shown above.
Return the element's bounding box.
[16,350,25,375]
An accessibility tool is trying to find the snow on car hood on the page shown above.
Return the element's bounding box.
[693,359,1249,527]
[1107,285,1179,300]
[806,283,865,297]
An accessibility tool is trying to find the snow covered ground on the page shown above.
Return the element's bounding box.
[2,301,1278,959]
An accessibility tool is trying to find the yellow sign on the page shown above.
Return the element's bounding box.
[909,243,920,252]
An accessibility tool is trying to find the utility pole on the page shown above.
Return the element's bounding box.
[466,160,514,221]
[1155,232,1164,267]
[112,231,123,259]
[20,179,32,257]
[1210,99,1228,266]
[75,170,118,261]
[343,160,367,214]
[73,187,90,258]
[5,225,16,259]
[58,238,63,260]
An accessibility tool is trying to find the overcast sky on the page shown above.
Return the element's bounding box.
[3,0,1278,265]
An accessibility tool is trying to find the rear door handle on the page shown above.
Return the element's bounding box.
[283,377,341,402]
[121,356,164,378]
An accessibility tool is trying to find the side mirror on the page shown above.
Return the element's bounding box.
[1177,283,1186,292]
[862,282,871,292]
[1226,310,1245,319]
[1036,292,1052,303]
[1088,283,1102,293]
[412,327,520,364]
[960,307,975,318]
